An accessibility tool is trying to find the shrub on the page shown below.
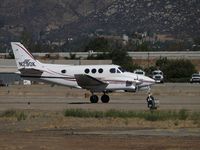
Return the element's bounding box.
[1,109,16,117]
[64,109,104,118]
[64,109,195,121]
[155,57,197,82]
[16,112,27,121]
[178,109,189,120]
[0,109,27,121]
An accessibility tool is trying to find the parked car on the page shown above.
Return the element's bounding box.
[133,69,145,76]
[152,70,164,83]
[190,73,200,83]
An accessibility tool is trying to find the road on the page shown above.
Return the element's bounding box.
[0,83,200,111]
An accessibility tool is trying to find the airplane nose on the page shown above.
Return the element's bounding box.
[148,77,155,85]
[135,79,142,85]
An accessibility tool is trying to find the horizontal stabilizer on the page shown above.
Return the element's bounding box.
[19,68,43,76]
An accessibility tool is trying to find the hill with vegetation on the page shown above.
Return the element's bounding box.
[0,0,200,52]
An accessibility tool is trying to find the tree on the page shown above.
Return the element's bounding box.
[136,42,149,51]
[193,37,200,51]
[84,37,110,52]
[155,57,197,82]
[85,37,138,71]
[109,49,133,71]
[194,37,200,45]
[155,57,168,69]
[20,30,33,48]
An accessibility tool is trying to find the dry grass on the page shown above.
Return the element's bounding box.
[1,109,199,130]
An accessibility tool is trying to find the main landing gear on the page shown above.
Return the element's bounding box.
[90,93,110,103]
[90,95,98,103]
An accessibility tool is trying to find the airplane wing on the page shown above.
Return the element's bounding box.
[74,74,108,91]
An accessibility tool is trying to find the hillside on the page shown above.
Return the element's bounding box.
[0,0,200,51]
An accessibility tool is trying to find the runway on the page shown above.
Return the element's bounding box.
[0,83,200,111]
[0,83,200,150]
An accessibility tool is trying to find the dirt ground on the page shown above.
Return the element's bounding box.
[0,114,200,150]
[0,83,200,150]
[0,132,200,150]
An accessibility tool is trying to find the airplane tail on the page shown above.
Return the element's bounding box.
[11,42,42,70]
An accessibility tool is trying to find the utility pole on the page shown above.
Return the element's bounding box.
[147,51,149,68]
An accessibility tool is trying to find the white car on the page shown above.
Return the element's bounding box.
[190,73,200,83]
[152,70,164,83]
[133,69,145,76]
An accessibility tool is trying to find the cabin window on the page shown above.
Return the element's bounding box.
[85,68,90,74]
[98,68,103,73]
[61,70,66,73]
[110,68,116,73]
[92,68,97,73]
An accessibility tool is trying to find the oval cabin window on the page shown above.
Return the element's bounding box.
[85,68,90,74]
[98,68,103,73]
[92,68,97,74]
[61,70,66,73]
[110,68,116,73]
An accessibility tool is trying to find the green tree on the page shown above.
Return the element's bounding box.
[109,49,133,71]
[136,42,149,51]
[155,57,168,69]
[194,37,200,45]
[144,66,157,76]
[193,37,200,51]
[20,30,33,48]
[155,57,197,82]
[85,37,138,71]
[84,37,110,52]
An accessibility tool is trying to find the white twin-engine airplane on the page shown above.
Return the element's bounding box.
[11,42,155,103]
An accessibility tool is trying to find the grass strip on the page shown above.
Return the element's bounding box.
[64,109,200,121]
[0,109,27,121]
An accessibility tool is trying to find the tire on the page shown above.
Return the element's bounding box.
[90,95,99,103]
[101,94,110,103]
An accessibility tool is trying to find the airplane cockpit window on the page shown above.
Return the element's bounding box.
[98,68,103,73]
[61,70,66,73]
[118,67,125,73]
[85,68,90,74]
[110,68,116,73]
[92,68,97,73]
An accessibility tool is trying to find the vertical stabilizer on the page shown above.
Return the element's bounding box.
[11,42,41,70]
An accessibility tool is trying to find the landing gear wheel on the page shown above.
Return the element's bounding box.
[90,95,99,103]
[101,94,110,103]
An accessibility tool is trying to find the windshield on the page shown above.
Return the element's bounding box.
[118,67,126,73]
[153,72,163,75]
[192,74,200,77]
[135,72,144,75]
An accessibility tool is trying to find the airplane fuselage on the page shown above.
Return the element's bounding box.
[21,64,155,92]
